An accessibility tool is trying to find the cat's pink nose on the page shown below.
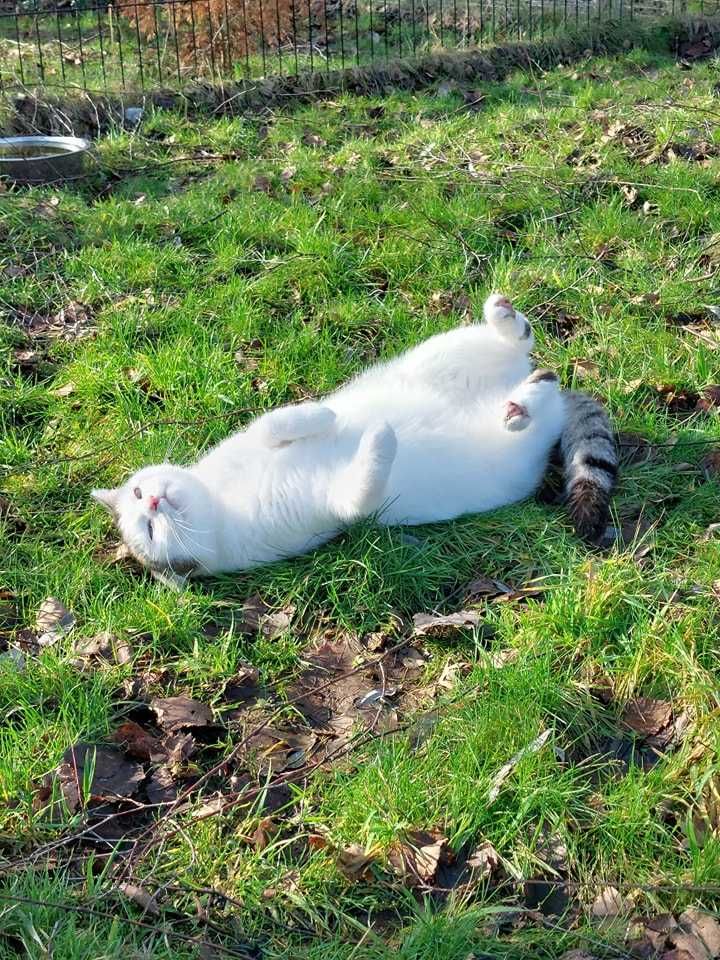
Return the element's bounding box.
[148,495,160,511]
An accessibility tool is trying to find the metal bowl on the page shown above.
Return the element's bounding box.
[0,135,90,184]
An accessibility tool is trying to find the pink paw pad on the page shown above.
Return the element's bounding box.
[504,400,530,431]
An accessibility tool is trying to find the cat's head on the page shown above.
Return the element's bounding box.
[92,464,216,580]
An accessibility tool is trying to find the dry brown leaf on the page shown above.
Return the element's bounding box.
[621,696,672,736]
[489,648,520,668]
[388,829,450,887]
[696,385,720,413]
[621,184,639,206]
[544,308,581,343]
[50,382,76,398]
[74,631,132,666]
[56,743,145,810]
[700,449,720,480]
[301,130,326,147]
[655,383,700,415]
[34,196,61,219]
[336,843,377,881]
[150,696,214,730]
[573,359,600,380]
[436,660,471,690]
[192,795,225,820]
[222,665,262,703]
[36,597,75,647]
[590,885,630,920]
[253,816,278,851]
[676,908,720,957]
[252,174,273,193]
[412,610,483,639]
[146,766,178,805]
[466,840,503,881]
[164,731,196,767]
[117,882,160,915]
[464,575,513,603]
[239,594,295,638]
[261,871,300,900]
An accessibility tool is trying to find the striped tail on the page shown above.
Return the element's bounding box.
[560,391,618,542]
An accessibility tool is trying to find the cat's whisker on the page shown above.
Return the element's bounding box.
[171,525,206,571]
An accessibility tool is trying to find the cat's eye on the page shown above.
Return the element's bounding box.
[147,520,154,541]
[133,487,142,499]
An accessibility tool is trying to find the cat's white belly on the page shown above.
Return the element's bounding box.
[327,385,557,527]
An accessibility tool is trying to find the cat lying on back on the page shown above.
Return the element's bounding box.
[92,294,617,587]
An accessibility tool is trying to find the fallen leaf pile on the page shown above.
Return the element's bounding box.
[541,307,582,343]
[581,691,691,777]
[627,907,720,960]
[9,300,96,341]
[288,631,430,745]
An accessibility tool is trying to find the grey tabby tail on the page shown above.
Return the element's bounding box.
[560,391,618,542]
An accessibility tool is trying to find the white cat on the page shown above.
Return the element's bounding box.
[93,294,616,586]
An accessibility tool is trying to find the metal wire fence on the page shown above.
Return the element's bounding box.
[0,0,695,93]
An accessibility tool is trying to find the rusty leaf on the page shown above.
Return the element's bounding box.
[222,665,262,703]
[335,843,377,881]
[112,721,164,762]
[301,130,326,147]
[675,907,720,957]
[655,383,700,415]
[463,90,486,112]
[466,840,504,881]
[464,575,513,603]
[488,648,520,669]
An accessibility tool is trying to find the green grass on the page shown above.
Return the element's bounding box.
[3,41,720,959]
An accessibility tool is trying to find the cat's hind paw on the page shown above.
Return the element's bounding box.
[484,293,533,347]
[503,400,531,432]
[503,368,560,432]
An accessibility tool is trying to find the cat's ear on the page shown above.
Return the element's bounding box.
[91,488,120,518]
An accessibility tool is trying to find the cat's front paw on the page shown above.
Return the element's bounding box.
[484,293,533,346]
